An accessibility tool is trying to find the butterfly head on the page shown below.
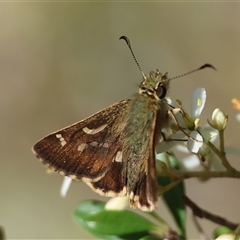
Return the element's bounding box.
[139,70,170,100]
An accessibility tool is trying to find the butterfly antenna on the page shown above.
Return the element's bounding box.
[170,63,216,81]
[120,36,147,80]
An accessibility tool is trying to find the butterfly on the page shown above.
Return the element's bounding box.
[32,36,213,211]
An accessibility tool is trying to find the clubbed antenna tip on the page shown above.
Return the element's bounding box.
[119,36,146,79]
[170,63,216,81]
[199,63,217,71]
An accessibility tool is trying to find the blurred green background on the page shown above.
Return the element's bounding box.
[1,2,240,239]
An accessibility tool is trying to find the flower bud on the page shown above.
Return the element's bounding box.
[209,108,228,131]
[105,197,129,210]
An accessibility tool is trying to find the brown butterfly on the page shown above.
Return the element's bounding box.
[32,36,213,211]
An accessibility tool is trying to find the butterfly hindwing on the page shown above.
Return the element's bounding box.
[88,161,127,197]
[127,109,158,211]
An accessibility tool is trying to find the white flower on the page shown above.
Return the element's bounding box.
[177,126,219,171]
[167,88,207,154]
[185,88,207,153]
[187,130,203,154]
[166,88,223,172]
[105,196,129,210]
[215,233,236,240]
[60,176,72,197]
[191,88,207,126]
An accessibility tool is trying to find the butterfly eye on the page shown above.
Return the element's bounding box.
[156,85,167,99]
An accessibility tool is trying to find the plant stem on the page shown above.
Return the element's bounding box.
[158,178,184,194]
[208,141,236,173]
[184,195,238,230]
[219,129,225,153]
[164,169,240,179]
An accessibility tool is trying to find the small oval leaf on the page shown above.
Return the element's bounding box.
[74,200,159,240]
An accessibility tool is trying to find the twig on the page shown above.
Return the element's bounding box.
[192,214,209,240]
[158,178,184,195]
[164,169,240,179]
[208,141,235,173]
[184,195,239,230]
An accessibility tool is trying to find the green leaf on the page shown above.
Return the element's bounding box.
[74,200,160,240]
[139,235,164,240]
[157,152,186,239]
[0,226,5,240]
[214,226,232,239]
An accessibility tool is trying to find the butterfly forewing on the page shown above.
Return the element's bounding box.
[32,100,130,186]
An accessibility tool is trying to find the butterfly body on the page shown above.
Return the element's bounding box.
[32,70,171,211]
[120,73,171,210]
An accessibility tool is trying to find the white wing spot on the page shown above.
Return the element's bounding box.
[113,151,122,162]
[89,141,109,149]
[82,124,107,135]
[90,141,98,147]
[78,143,88,152]
[100,142,109,148]
[56,134,67,146]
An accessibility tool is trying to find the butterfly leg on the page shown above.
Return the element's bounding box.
[167,107,203,143]
[161,131,187,142]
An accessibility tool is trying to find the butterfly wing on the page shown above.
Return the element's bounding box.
[32,100,130,196]
[128,110,158,211]
[137,142,158,211]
